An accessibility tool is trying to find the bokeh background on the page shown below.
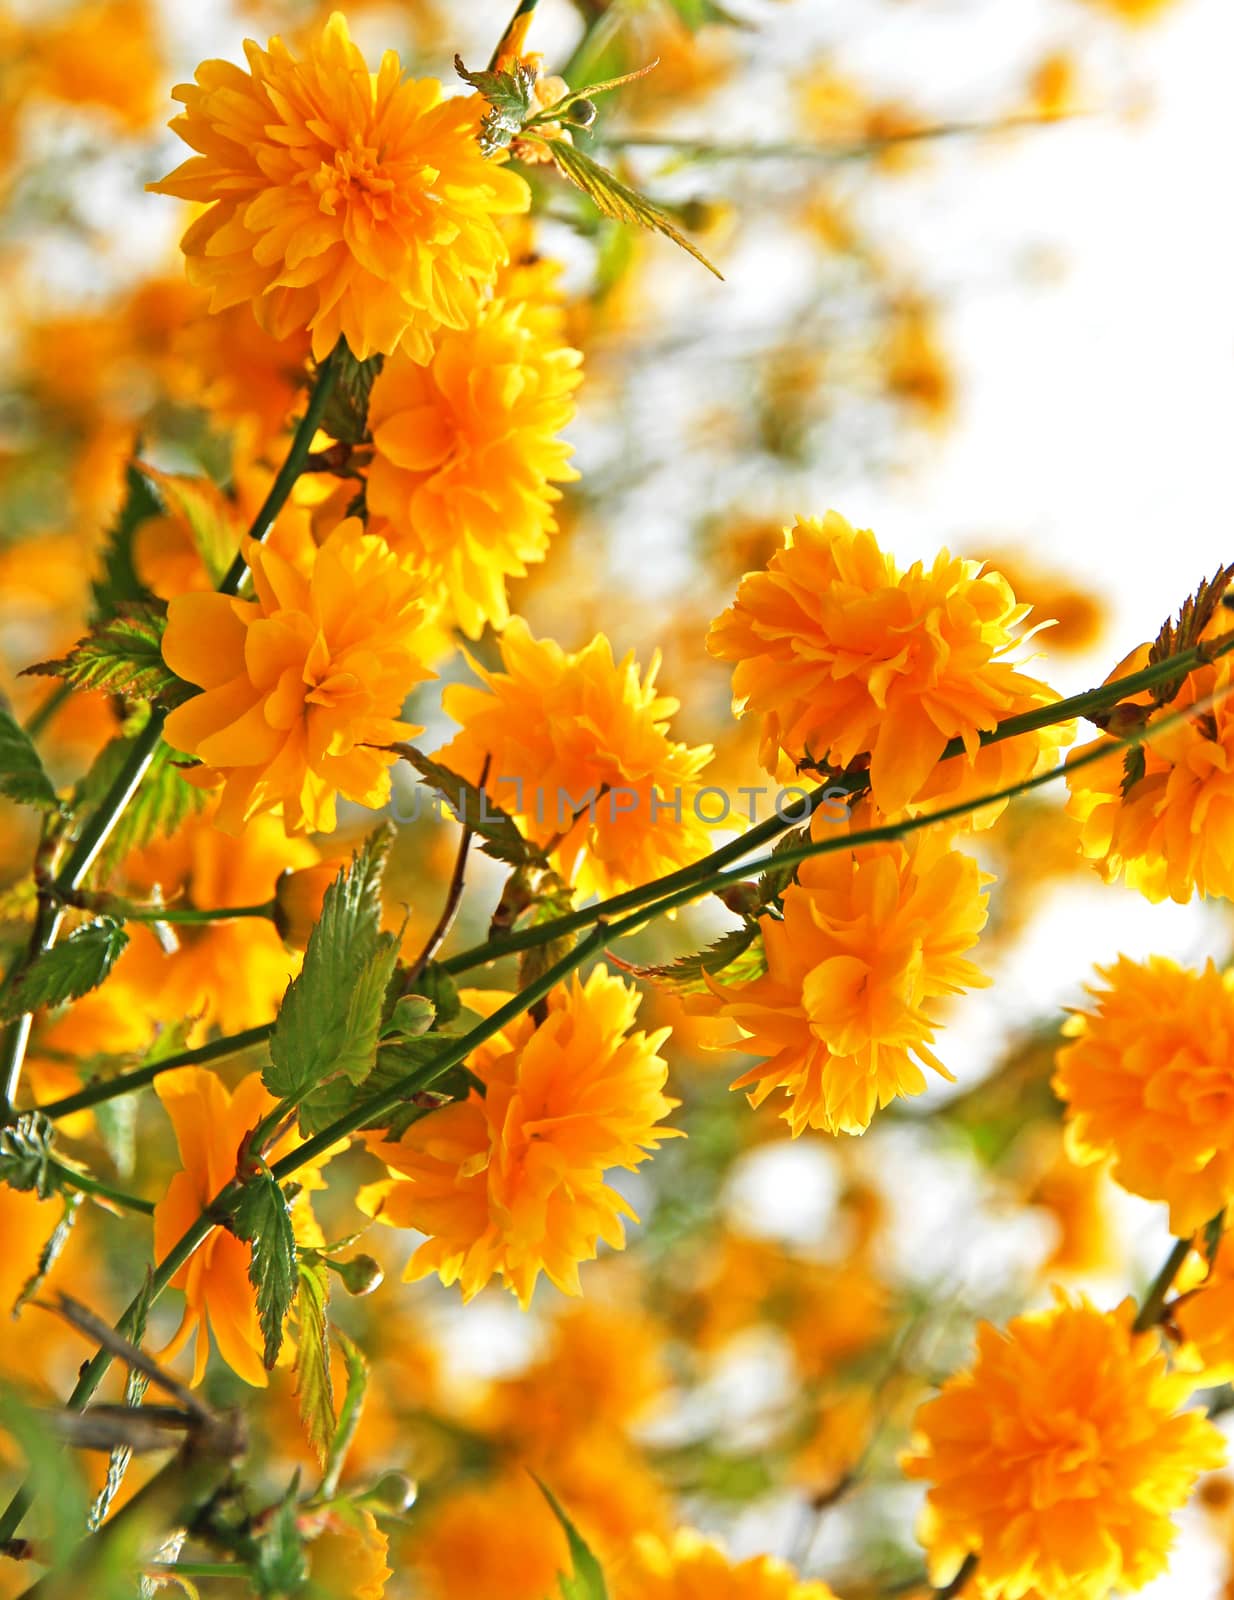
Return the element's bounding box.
[2,0,1234,1595]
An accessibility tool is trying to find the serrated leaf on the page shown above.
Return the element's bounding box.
[0,703,64,814]
[1120,744,1147,798]
[90,460,162,623]
[233,1167,298,1371]
[392,744,547,868]
[250,1475,308,1597]
[0,920,129,1021]
[0,1110,58,1197]
[87,1274,152,1533]
[14,1192,81,1314]
[136,465,241,587]
[293,1257,333,1467]
[323,1327,368,1497]
[25,603,194,708]
[542,139,722,278]
[536,1479,609,1600]
[320,346,382,446]
[455,54,536,153]
[296,1034,446,1138]
[267,827,398,1107]
[630,923,765,993]
[531,61,660,125]
[756,825,807,906]
[1147,562,1234,705]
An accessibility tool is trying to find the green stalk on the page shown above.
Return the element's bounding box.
[439,628,1234,976]
[0,346,342,1121]
[38,1025,273,1122]
[50,1162,154,1216]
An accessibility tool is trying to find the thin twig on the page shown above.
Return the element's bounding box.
[404,754,491,986]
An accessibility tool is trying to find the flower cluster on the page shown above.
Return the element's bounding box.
[1053,954,1234,1235]
[149,13,529,361]
[707,511,1069,821]
[702,806,991,1134]
[903,1295,1225,1599]
[358,968,677,1305]
[162,517,433,833]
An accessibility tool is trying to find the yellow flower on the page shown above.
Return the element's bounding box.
[148,13,529,362]
[434,618,714,897]
[616,1529,838,1600]
[305,1508,391,1600]
[272,858,347,951]
[902,1295,1225,1599]
[707,512,1069,821]
[1066,640,1234,903]
[155,1070,290,1387]
[162,517,432,834]
[357,968,678,1306]
[366,295,582,638]
[703,807,990,1135]
[1175,1250,1234,1384]
[1053,955,1234,1236]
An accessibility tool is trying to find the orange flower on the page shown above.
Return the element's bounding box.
[148,13,529,361]
[162,517,432,833]
[1066,640,1234,903]
[707,512,1069,821]
[902,1295,1225,1599]
[434,618,714,897]
[117,808,317,1031]
[154,1070,286,1387]
[358,968,678,1306]
[306,1508,391,1600]
[616,1529,838,1600]
[272,858,346,951]
[1053,955,1234,1236]
[409,1473,569,1600]
[367,294,582,637]
[1175,1250,1234,1384]
[703,807,990,1135]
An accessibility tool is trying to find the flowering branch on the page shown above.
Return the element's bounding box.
[438,626,1234,977]
[0,346,342,1122]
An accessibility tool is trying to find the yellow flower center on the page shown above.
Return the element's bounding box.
[309,134,431,222]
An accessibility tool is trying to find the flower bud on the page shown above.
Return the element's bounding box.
[328,1253,385,1297]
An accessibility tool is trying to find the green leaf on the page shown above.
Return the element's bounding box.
[530,62,659,125]
[668,0,753,26]
[0,920,129,1021]
[323,1327,369,1497]
[0,1110,58,1198]
[320,346,382,445]
[541,138,722,278]
[89,460,162,624]
[14,1191,81,1314]
[25,603,195,708]
[72,712,209,874]
[536,1479,609,1600]
[250,1474,308,1598]
[0,703,64,814]
[1148,562,1234,705]
[392,744,547,869]
[1120,744,1147,799]
[88,1272,153,1533]
[756,825,807,906]
[136,466,241,588]
[297,1033,451,1138]
[1206,1209,1226,1268]
[266,826,399,1107]
[293,1256,334,1467]
[454,54,537,153]
[233,1166,298,1371]
[630,923,765,993]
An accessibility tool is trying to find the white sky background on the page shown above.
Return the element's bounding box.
[37,0,1234,1590]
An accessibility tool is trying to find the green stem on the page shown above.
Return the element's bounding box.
[1133,1235,1194,1334]
[38,1024,273,1122]
[438,628,1234,977]
[51,1161,154,1216]
[116,900,275,927]
[0,346,342,1123]
[147,1564,249,1580]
